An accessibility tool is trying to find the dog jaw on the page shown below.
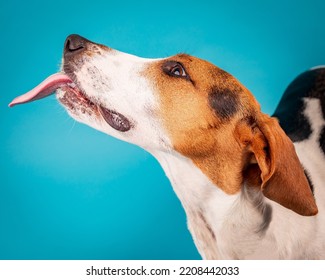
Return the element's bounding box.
[58,48,172,151]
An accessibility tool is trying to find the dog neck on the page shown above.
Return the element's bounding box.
[152,150,273,259]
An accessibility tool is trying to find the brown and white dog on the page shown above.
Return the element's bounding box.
[10,35,325,259]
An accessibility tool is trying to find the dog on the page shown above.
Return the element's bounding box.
[9,34,325,259]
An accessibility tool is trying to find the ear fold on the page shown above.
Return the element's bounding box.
[237,114,318,216]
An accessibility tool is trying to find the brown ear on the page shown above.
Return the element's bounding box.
[236,113,318,216]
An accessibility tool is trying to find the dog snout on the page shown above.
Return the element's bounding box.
[64,34,91,57]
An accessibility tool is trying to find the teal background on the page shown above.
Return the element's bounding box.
[1,0,324,259]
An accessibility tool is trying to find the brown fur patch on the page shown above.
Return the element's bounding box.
[145,54,259,194]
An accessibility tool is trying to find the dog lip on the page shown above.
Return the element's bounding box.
[59,82,97,112]
[62,68,132,132]
[61,81,132,133]
[59,72,92,103]
[98,105,131,132]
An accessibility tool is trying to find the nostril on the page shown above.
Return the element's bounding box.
[64,34,88,54]
[65,38,84,52]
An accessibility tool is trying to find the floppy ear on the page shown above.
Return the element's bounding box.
[236,113,318,216]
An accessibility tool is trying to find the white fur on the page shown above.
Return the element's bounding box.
[58,50,169,151]
[153,150,325,259]
[58,46,325,259]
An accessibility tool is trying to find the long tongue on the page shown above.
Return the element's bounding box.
[9,73,73,107]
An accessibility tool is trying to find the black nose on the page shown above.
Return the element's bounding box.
[64,34,90,55]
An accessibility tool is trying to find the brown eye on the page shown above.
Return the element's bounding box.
[170,64,186,77]
[162,61,188,79]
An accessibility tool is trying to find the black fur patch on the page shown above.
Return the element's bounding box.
[319,127,325,155]
[208,87,239,119]
[256,204,272,234]
[273,67,325,143]
[273,70,315,142]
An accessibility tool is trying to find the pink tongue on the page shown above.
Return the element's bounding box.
[9,73,73,107]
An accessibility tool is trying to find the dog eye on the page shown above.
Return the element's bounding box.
[170,64,186,77]
[163,61,188,78]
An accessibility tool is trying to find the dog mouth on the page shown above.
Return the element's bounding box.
[9,73,131,132]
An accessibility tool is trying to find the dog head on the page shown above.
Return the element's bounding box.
[11,34,318,216]
[58,35,260,151]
